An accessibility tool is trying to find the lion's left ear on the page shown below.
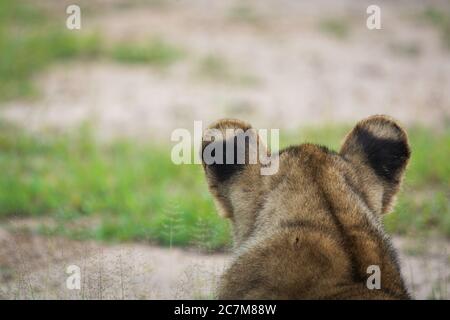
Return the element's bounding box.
[339,115,411,214]
[201,119,267,218]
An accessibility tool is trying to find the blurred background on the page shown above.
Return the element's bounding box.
[0,0,449,299]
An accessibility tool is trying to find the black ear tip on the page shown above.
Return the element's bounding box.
[202,137,245,182]
[353,119,410,182]
[340,115,411,183]
[201,119,255,183]
[201,118,253,160]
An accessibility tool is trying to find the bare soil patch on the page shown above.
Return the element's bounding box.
[0,223,448,299]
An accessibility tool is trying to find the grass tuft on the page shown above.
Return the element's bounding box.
[110,38,184,66]
[318,18,350,39]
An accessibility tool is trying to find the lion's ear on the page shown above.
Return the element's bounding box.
[202,119,267,183]
[201,119,266,218]
[202,119,253,183]
[340,115,411,213]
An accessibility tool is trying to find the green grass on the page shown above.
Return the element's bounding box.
[0,0,184,102]
[384,127,450,236]
[386,128,450,236]
[0,122,228,250]
[318,18,350,39]
[0,122,449,250]
[111,38,184,66]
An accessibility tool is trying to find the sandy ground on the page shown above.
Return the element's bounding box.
[0,225,228,299]
[0,0,449,300]
[0,224,448,300]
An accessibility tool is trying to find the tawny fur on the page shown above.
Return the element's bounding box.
[202,115,411,299]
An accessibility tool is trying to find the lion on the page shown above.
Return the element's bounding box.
[201,115,411,299]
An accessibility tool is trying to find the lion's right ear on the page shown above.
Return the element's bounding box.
[339,115,411,214]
